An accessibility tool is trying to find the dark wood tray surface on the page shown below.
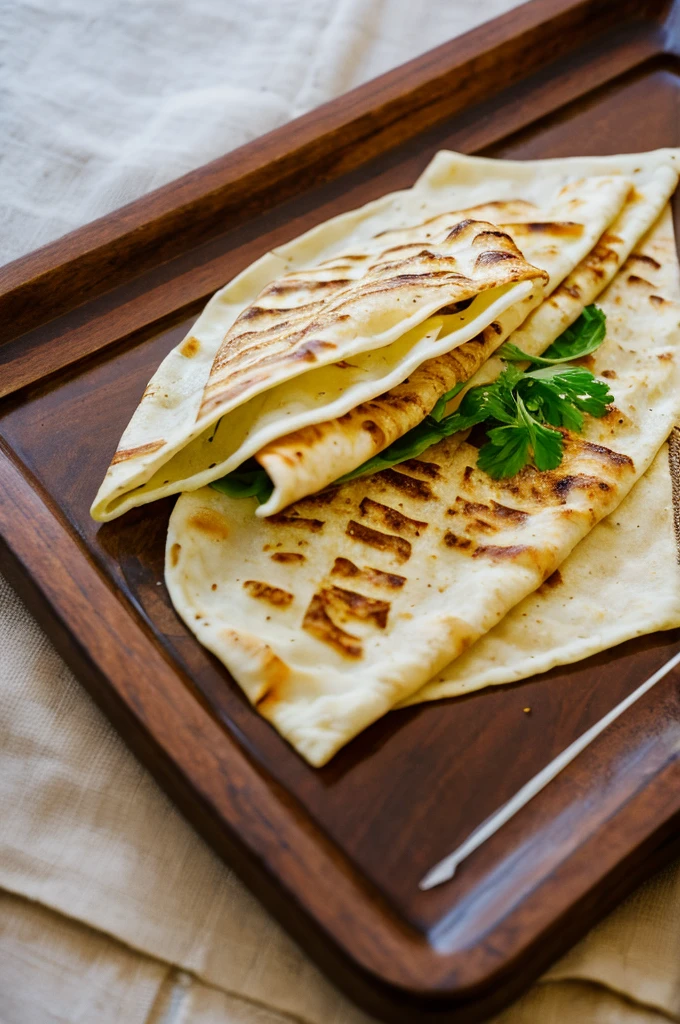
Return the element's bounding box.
[2,2,680,1021]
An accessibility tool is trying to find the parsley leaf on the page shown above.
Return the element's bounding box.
[497,304,606,366]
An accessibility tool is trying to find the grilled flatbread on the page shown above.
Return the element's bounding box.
[165,207,680,766]
[258,160,678,515]
[403,212,680,704]
[92,216,546,521]
[93,151,674,523]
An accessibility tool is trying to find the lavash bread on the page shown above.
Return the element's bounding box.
[164,208,680,766]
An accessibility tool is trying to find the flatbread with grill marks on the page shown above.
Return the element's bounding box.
[402,206,680,704]
[92,215,546,521]
[165,208,680,766]
[93,150,674,524]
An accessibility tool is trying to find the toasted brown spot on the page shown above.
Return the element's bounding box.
[243,580,294,607]
[489,321,503,334]
[180,336,200,358]
[376,468,434,500]
[268,513,324,532]
[563,284,581,299]
[270,552,306,563]
[538,569,563,594]
[187,508,230,540]
[443,531,473,550]
[221,629,290,708]
[295,338,337,362]
[322,585,390,629]
[302,594,362,658]
[601,369,617,378]
[650,294,668,306]
[169,543,181,567]
[627,274,653,287]
[658,351,674,361]
[628,253,661,270]
[346,520,412,562]
[360,497,428,537]
[111,439,165,465]
[331,557,406,589]
[400,458,441,479]
[361,419,386,446]
[335,360,355,368]
[524,221,584,237]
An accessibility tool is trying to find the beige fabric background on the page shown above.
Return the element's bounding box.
[1,2,679,1022]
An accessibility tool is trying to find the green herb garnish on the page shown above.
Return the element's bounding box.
[497,303,606,366]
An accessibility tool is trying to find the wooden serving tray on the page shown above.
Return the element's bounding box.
[2,1,680,1019]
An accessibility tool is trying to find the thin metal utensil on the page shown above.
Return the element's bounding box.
[420,648,680,891]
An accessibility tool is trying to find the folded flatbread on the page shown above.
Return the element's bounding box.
[92,215,547,521]
[403,214,680,704]
[258,155,678,513]
[94,151,680,522]
[399,434,680,705]
[165,206,680,766]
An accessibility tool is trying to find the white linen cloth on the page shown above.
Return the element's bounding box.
[1,2,680,1022]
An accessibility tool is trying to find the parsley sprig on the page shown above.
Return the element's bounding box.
[210,304,611,498]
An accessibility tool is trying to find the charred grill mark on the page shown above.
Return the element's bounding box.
[268,513,325,532]
[331,557,406,589]
[489,321,503,334]
[475,250,518,267]
[323,585,390,629]
[270,552,306,563]
[362,419,386,446]
[243,580,294,607]
[111,438,165,464]
[360,497,428,537]
[473,543,531,559]
[302,594,362,658]
[346,520,411,562]
[553,474,612,497]
[445,218,477,239]
[627,274,653,287]
[572,439,635,469]
[628,253,661,270]
[375,468,434,500]
[400,458,441,479]
[490,500,531,523]
[294,338,337,362]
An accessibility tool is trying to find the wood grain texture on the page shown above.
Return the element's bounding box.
[2,1,680,1021]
